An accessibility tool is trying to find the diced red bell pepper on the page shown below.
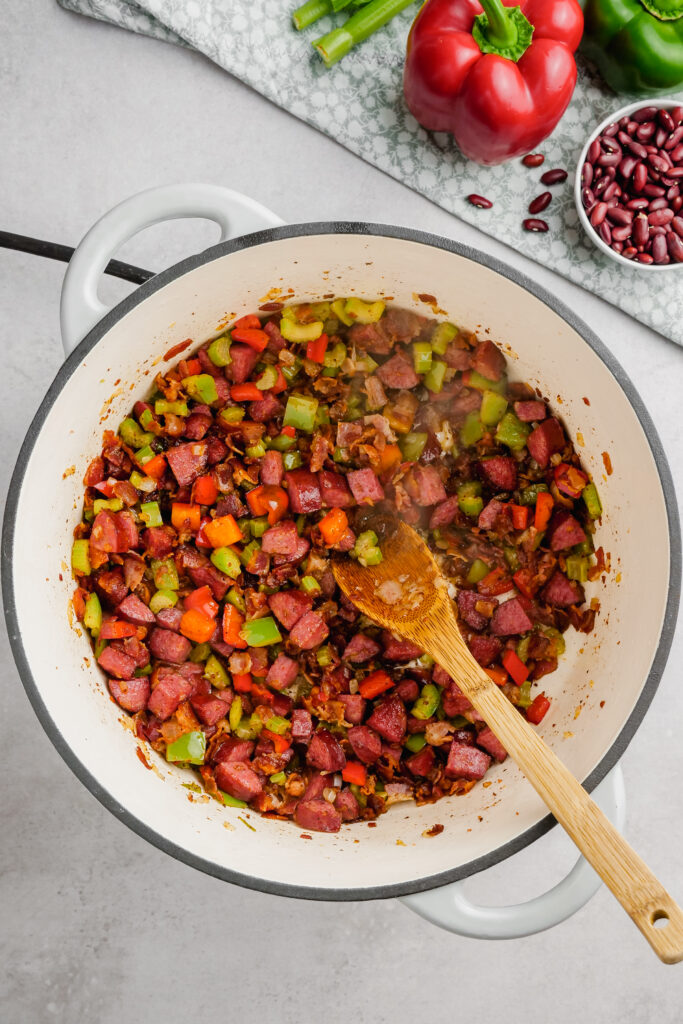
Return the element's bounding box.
[93,478,115,498]
[184,358,202,376]
[485,666,508,686]
[99,618,138,640]
[250,682,274,705]
[193,475,218,506]
[261,729,292,755]
[184,585,219,619]
[510,504,529,530]
[195,516,212,548]
[478,567,513,596]
[306,332,329,363]
[230,327,269,352]
[318,507,349,546]
[232,672,253,693]
[179,608,217,644]
[554,463,588,499]
[142,453,167,480]
[171,502,201,532]
[281,425,296,438]
[230,383,263,402]
[513,568,538,600]
[342,761,367,786]
[502,648,529,685]
[534,492,555,531]
[223,604,247,648]
[271,366,288,394]
[359,670,394,700]
[233,314,262,330]
[527,693,551,724]
[203,514,244,547]
[246,485,289,525]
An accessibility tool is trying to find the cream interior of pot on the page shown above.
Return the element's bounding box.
[9,231,670,895]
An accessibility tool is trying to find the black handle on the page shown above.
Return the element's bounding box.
[0,231,153,285]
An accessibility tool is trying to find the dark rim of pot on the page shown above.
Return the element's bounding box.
[3,222,680,902]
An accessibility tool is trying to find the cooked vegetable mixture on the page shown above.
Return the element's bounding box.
[71,299,603,833]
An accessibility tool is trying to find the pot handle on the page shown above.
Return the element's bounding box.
[400,764,625,939]
[60,183,284,356]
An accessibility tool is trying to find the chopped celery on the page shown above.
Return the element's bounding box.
[324,341,347,369]
[301,575,322,595]
[119,417,154,449]
[205,654,229,689]
[424,360,447,393]
[404,733,427,753]
[210,547,242,578]
[583,482,602,519]
[430,322,457,355]
[240,616,282,647]
[281,358,302,384]
[249,517,269,539]
[220,406,245,424]
[151,558,179,591]
[467,558,490,584]
[189,643,211,663]
[140,502,163,528]
[166,730,206,765]
[139,408,155,430]
[460,411,484,447]
[268,432,297,452]
[566,554,589,582]
[516,634,531,663]
[71,539,91,575]
[154,399,189,417]
[504,545,521,571]
[255,365,279,391]
[245,441,267,459]
[467,370,507,394]
[283,393,319,433]
[412,342,433,375]
[83,592,102,636]
[314,405,331,428]
[265,715,290,735]
[239,540,261,567]
[316,645,334,667]
[280,318,324,343]
[344,297,385,324]
[229,696,243,732]
[495,412,530,451]
[270,771,287,785]
[480,390,508,426]
[457,481,483,519]
[352,529,383,567]
[93,498,123,514]
[330,298,354,326]
[572,535,595,557]
[399,431,428,461]
[182,374,219,405]
[129,470,157,494]
[283,451,303,471]
[411,683,441,720]
[517,680,533,708]
[135,444,157,466]
[208,334,232,367]
[149,589,178,614]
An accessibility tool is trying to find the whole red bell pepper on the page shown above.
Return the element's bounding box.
[404,0,584,165]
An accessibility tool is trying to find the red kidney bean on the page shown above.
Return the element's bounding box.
[668,232,683,262]
[655,128,669,148]
[643,183,666,197]
[672,106,683,125]
[607,207,632,226]
[619,156,637,178]
[649,197,668,211]
[612,241,624,254]
[671,144,683,162]
[582,187,595,209]
[590,202,608,227]
[528,191,552,214]
[652,235,670,264]
[667,185,680,201]
[649,153,670,174]
[633,162,648,191]
[636,122,656,143]
[672,216,683,237]
[582,163,594,188]
[603,181,621,201]
[649,208,674,227]
[588,139,601,163]
[658,109,675,133]
[467,194,493,208]
[523,218,549,232]
[665,127,683,150]
[599,148,622,168]
[611,225,632,243]
[523,153,545,167]
[540,168,568,185]
[666,167,683,180]
[622,246,637,259]
[626,197,649,210]
[594,176,610,197]
[633,214,649,247]
[598,221,612,245]
[625,137,648,159]
[632,106,658,123]
[603,122,619,138]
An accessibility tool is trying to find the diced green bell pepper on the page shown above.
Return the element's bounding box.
[220,791,247,808]
[413,342,433,375]
[154,399,189,417]
[211,546,242,578]
[281,358,302,384]
[344,297,385,324]
[424,360,447,393]
[205,654,229,690]
[516,634,531,663]
[300,575,322,596]
[245,442,267,459]
[189,642,211,663]
[280,318,324,343]
[268,432,297,453]
[480,390,508,426]
[457,481,483,519]
[572,535,595,557]
[583,482,602,519]
[417,653,435,669]
[149,589,178,614]
[467,370,507,394]
[316,645,334,667]
[71,539,91,575]
[283,394,319,433]
[140,501,163,528]
[240,616,282,647]
[220,406,245,424]
[430,322,457,355]
[119,417,154,449]
[467,558,490,584]
[516,679,533,708]
[460,411,484,447]
[404,733,427,753]
[135,664,153,677]
[208,334,232,367]
[566,554,589,582]
[519,482,549,506]
[183,374,219,405]
[411,683,441,720]
[226,587,247,614]
[283,451,303,471]
[151,558,179,591]
[540,625,566,657]
[495,412,530,451]
[270,771,287,785]
[166,730,206,765]
[229,696,243,732]
[352,530,383,567]
[83,591,102,636]
[399,431,428,461]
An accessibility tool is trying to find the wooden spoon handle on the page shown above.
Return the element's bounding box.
[424,625,683,964]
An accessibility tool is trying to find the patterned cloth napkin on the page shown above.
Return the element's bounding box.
[58,0,683,345]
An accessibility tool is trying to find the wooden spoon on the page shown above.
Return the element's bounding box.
[333,519,683,963]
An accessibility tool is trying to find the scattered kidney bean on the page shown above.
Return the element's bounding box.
[522,218,549,232]
[523,153,544,167]
[580,103,683,265]
[528,191,552,214]
[540,168,568,185]
[467,194,493,208]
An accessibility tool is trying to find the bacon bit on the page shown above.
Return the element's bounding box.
[300,833,313,840]
[602,451,613,475]
[582,396,590,405]
[417,293,437,304]
[600,700,605,708]
[422,823,444,837]
[136,747,152,769]
[164,338,192,361]
[367,821,377,828]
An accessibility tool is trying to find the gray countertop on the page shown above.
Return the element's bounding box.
[2,3,683,1021]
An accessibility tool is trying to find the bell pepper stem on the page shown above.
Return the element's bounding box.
[472,1,534,62]
[478,0,517,48]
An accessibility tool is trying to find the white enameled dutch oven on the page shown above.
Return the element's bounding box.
[3,184,680,939]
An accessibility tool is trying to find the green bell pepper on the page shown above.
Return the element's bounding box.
[229,696,243,732]
[240,616,282,647]
[460,411,485,447]
[412,342,433,375]
[399,431,428,461]
[283,450,303,471]
[119,417,154,449]
[430,321,457,355]
[404,733,427,753]
[411,683,441,720]
[457,481,483,519]
[205,653,230,690]
[166,730,206,764]
[220,406,245,424]
[283,394,319,433]
[140,501,163,528]
[189,642,211,663]
[93,498,123,514]
[71,539,91,575]
[582,0,683,96]
[83,591,102,636]
[495,412,530,451]
[151,557,179,591]
[210,547,242,577]
[467,558,490,584]
[583,482,603,519]
[182,374,219,405]
[226,587,247,614]
[424,360,447,393]
[220,791,247,808]
[566,554,589,582]
[480,389,508,426]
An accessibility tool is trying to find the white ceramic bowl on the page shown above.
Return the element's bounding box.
[3,186,680,919]
[574,98,683,271]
